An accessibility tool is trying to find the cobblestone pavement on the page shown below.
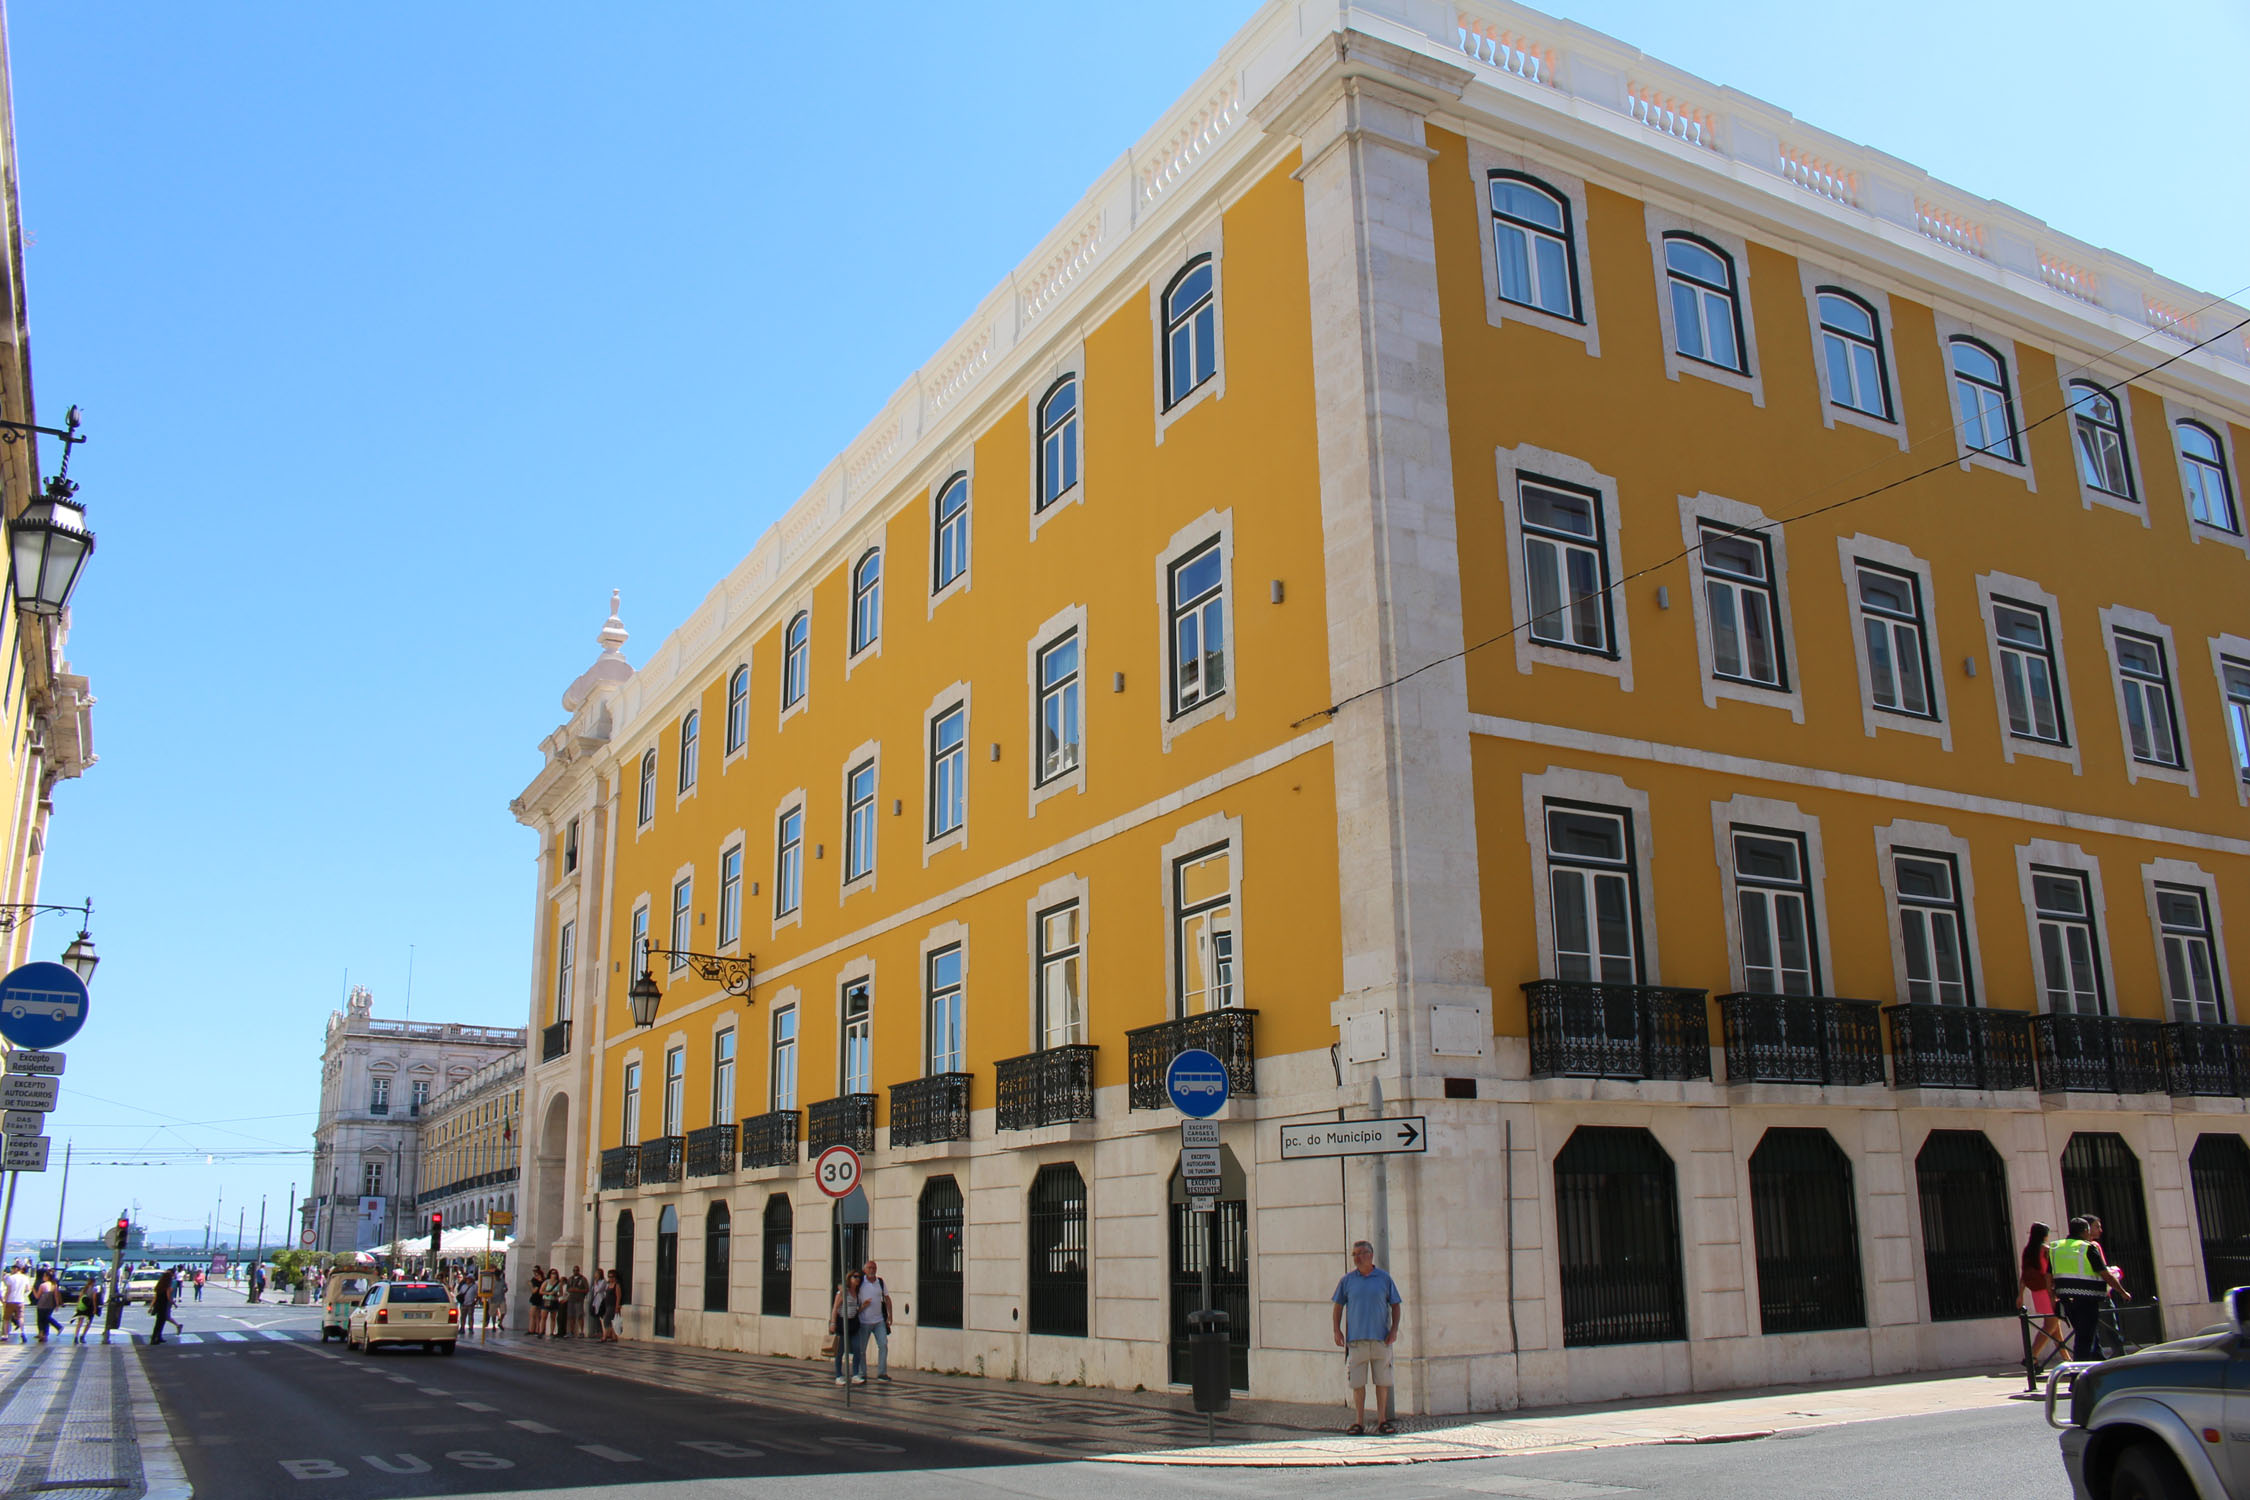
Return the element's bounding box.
[0,1339,154,1499]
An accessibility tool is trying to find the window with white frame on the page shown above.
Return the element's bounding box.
[363,1160,384,1196]
[929,706,965,839]
[678,711,699,793]
[630,905,649,979]
[1949,338,2020,462]
[712,1028,736,1125]
[717,845,742,948]
[1036,901,1084,1047]
[621,1061,642,1142]
[1036,632,1081,783]
[1037,376,1080,510]
[638,749,657,827]
[782,613,809,709]
[662,1046,685,1136]
[1543,803,1640,983]
[2155,885,2224,1024]
[926,945,964,1074]
[1855,563,1935,718]
[2113,628,2183,768]
[1732,828,1818,995]
[2179,421,2240,533]
[1699,524,1784,687]
[725,665,749,753]
[554,920,574,1022]
[370,1076,390,1114]
[1173,845,1235,1014]
[1488,173,1579,320]
[2068,380,2136,500]
[841,980,872,1094]
[769,1007,797,1111]
[774,806,803,916]
[2032,868,2105,1015]
[1162,256,1217,408]
[1167,540,1227,716]
[1992,599,2067,745]
[1815,289,1891,420]
[2224,657,2250,782]
[850,550,882,654]
[1663,235,1746,372]
[1894,851,1972,1005]
[933,474,970,593]
[1520,480,1612,654]
[669,877,691,971]
[844,760,877,882]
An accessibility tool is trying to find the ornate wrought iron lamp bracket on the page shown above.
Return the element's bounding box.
[645,947,756,999]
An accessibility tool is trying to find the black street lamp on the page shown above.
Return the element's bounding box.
[625,947,755,1027]
[0,898,98,981]
[0,408,93,617]
[626,968,661,1028]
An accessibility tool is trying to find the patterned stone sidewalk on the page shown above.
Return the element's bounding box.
[0,1337,183,1498]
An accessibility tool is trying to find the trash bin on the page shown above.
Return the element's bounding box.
[1187,1309,1232,1415]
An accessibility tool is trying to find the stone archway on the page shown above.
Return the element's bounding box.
[535,1092,571,1257]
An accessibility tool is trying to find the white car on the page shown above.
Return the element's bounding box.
[347,1281,459,1354]
[122,1272,162,1305]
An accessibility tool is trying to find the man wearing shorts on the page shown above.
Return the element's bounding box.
[1330,1240,1402,1434]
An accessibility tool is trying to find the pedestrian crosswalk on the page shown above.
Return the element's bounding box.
[18,1326,328,1346]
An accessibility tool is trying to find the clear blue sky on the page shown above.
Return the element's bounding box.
[5,0,2241,1249]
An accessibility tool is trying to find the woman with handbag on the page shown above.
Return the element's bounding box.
[829,1271,866,1385]
[526,1265,546,1337]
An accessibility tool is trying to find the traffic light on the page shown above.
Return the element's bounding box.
[429,1212,442,1253]
[102,1217,128,1251]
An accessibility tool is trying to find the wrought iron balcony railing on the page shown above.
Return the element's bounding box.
[996,1045,1098,1129]
[1717,993,1884,1086]
[1522,981,1710,1082]
[2164,1021,2250,1098]
[2031,1012,2167,1094]
[1126,1009,1257,1109]
[739,1109,800,1170]
[540,1020,571,1063]
[808,1094,877,1155]
[1886,1003,2034,1090]
[598,1144,638,1191]
[889,1073,972,1147]
[684,1123,737,1179]
[638,1135,684,1185]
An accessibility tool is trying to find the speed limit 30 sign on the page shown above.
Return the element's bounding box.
[813,1144,863,1199]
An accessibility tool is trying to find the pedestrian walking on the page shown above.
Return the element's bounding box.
[490,1267,508,1332]
[829,1271,867,1385]
[858,1260,892,1381]
[192,1271,204,1302]
[455,1271,477,1332]
[567,1266,589,1338]
[2050,1216,2127,1363]
[2020,1222,2066,1368]
[148,1268,177,1346]
[596,1269,621,1342]
[70,1280,99,1343]
[1330,1239,1402,1435]
[31,1273,58,1344]
[3,1263,29,1343]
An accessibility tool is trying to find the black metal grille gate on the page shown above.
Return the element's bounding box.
[1748,1128,1866,1334]
[2062,1132,2158,1309]
[1914,1130,2013,1320]
[917,1176,965,1329]
[1027,1163,1089,1337]
[615,1210,635,1307]
[1554,1126,1687,1347]
[2189,1134,2250,1299]
[1168,1195,1249,1388]
[761,1195,792,1318]
[704,1202,730,1313]
[654,1205,679,1338]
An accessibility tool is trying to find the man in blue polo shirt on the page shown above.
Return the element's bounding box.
[1330,1240,1403,1434]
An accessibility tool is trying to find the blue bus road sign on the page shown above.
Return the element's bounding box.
[1165,1049,1230,1118]
[0,963,87,1050]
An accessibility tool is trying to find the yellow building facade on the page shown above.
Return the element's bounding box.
[515,2,2250,1412]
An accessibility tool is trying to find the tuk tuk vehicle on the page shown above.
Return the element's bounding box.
[320,1275,372,1342]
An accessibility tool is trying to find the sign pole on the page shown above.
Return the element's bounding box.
[51,1141,69,1263]
[0,1169,16,1266]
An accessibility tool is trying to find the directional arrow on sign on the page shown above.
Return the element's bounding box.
[1278,1116,1429,1160]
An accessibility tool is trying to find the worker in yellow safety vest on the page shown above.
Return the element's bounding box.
[2049,1216,2123,1363]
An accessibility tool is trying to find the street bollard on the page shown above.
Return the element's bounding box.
[1187,1308,1231,1441]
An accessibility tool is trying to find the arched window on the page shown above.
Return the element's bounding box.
[781,613,809,708]
[760,1194,792,1317]
[1554,1126,1685,1346]
[1749,1128,1865,1333]
[703,1201,731,1312]
[1662,235,1745,373]
[1162,257,1218,408]
[2062,1132,2155,1312]
[850,549,882,654]
[615,1209,635,1306]
[932,475,970,593]
[917,1176,964,1329]
[1488,173,1578,319]
[724,665,749,754]
[2190,1134,2250,1299]
[1815,289,1890,420]
[1036,377,1080,510]
[1948,338,2019,462]
[637,750,657,827]
[2068,380,2135,499]
[654,1204,680,1338]
[677,711,699,794]
[1026,1163,1088,1336]
[2178,421,2239,533]
[1914,1129,2012,1319]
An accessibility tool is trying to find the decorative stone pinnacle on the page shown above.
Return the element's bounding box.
[598,589,628,657]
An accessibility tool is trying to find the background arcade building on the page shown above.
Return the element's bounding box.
[511,0,2250,1413]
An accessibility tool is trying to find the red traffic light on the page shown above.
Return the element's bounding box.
[429,1213,443,1249]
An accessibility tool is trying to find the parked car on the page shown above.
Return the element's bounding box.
[346,1281,458,1355]
[2051,1285,2246,1499]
